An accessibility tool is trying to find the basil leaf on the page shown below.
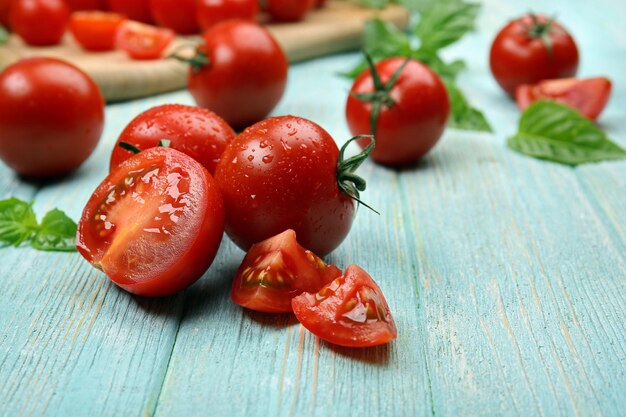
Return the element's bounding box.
[0,198,38,247]
[356,0,393,8]
[415,0,481,51]
[507,101,626,166]
[414,51,465,82]
[445,82,492,132]
[31,209,78,252]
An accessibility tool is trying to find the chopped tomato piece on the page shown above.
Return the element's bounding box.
[116,22,174,60]
[292,264,397,347]
[70,11,126,51]
[231,229,342,313]
[516,77,612,120]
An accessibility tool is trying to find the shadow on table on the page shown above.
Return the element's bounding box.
[322,340,392,365]
[243,309,297,328]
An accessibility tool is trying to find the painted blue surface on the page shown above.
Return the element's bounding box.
[0,1,625,416]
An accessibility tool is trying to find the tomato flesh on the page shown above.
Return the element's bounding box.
[77,147,225,297]
[515,77,612,120]
[116,22,174,60]
[292,265,397,348]
[231,229,342,313]
[70,11,126,51]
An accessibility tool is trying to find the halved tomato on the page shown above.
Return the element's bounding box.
[292,264,397,347]
[516,77,612,120]
[116,22,174,60]
[76,147,225,297]
[231,229,342,313]
[70,11,126,51]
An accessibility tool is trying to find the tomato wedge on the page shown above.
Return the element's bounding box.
[516,77,612,120]
[231,229,342,313]
[116,22,174,60]
[77,147,225,297]
[292,264,397,347]
[70,11,126,51]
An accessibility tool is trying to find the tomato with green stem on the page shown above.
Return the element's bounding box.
[110,104,236,175]
[490,14,579,96]
[215,115,375,257]
[292,264,397,347]
[346,55,450,166]
[231,229,342,313]
[77,147,225,297]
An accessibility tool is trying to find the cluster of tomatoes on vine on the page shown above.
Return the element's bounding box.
[1,0,325,59]
[0,5,613,348]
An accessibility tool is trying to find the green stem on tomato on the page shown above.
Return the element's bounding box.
[337,135,379,214]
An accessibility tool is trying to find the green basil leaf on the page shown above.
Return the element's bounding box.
[507,101,626,166]
[0,198,38,247]
[413,50,466,82]
[415,0,481,51]
[31,209,78,252]
[445,82,493,132]
[355,0,393,8]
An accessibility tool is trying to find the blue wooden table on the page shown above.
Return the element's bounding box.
[1,1,625,416]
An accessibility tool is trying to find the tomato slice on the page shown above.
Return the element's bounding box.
[292,264,397,347]
[77,147,224,297]
[231,229,342,313]
[516,77,612,120]
[70,11,126,51]
[116,22,174,60]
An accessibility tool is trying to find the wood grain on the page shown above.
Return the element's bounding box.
[0,2,409,102]
[0,0,625,416]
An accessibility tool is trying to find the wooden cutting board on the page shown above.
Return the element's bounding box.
[0,2,408,102]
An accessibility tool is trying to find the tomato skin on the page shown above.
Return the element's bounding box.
[292,264,397,348]
[266,0,314,22]
[65,0,105,11]
[188,20,288,130]
[231,229,342,313]
[196,0,259,32]
[1,0,12,27]
[77,147,225,297]
[10,0,70,46]
[110,104,236,175]
[215,116,355,257]
[346,57,450,166]
[515,77,612,120]
[70,11,126,51]
[105,0,152,23]
[0,57,104,178]
[116,22,174,60]
[490,15,579,96]
[149,0,197,34]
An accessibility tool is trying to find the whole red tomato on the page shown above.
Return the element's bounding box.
[1,0,11,27]
[149,0,197,34]
[105,0,152,23]
[490,14,579,96]
[77,147,225,297]
[196,0,259,32]
[65,0,105,11]
[110,104,236,175]
[266,0,314,22]
[185,20,288,129]
[215,115,370,257]
[0,57,104,178]
[10,0,69,46]
[346,57,450,166]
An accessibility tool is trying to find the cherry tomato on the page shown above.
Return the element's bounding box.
[149,0,197,34]
[116,21,174,60]
[266,0,314,22]
[186,20,288,129]
[196,0,259,32]
[105,0,152,23]
[77,147,225,297]
[231,229,342,313]
[0,57,104,178]
[70,11,126,51]
[292,264,397,347]
[346,57,450,166]
[490,14,579,96]
[10,0,69,46]
[516,77,612,121]
[110,104,236,175]
[215,116,370,257]
[1,0,12,27]
[65,0,105,11]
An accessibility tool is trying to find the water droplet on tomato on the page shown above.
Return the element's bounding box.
[262,155,273,164]
[248,155,255,161]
